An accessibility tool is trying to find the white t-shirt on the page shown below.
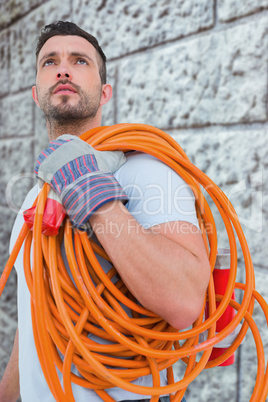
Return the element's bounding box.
[10,152,199,401]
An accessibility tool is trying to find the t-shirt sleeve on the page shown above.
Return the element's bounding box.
[114,152,199,229]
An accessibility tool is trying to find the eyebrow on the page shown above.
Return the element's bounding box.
[38,51,95,68]
[38,51,57,68]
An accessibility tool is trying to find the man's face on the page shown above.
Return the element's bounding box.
[33,35,103,122]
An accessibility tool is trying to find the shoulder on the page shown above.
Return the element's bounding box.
[115,151,194,200]
[114,152,199,229]
[123,151,169,171]
[115,151,187,187]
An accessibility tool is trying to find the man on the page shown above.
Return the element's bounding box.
[0,21,210,401]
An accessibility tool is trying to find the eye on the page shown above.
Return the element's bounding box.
[43,59,55,67]
[76,59,88,65]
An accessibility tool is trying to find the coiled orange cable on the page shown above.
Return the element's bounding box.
[0,123,267,402]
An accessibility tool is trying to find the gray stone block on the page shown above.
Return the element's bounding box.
[0,206,17,265]
[0,0,46,29]
[0,138,35,210]
[171,129,268,268]
[0,275,17,320]
[218,0,268,22]
[72,0,214,59]
[0,206,18,319]
[0,29,10,96]
[0,310,17,356]
[0,92,34,138]
[34,106,49,158]
[177,360,238,401]
[9,0,72,92]
[117,16,268,127]
[0,309,17,385]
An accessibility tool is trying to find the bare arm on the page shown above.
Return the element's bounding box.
[0,329,20,402]
[90,201,211,330]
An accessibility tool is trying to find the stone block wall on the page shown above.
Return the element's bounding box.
[0,1,267,401]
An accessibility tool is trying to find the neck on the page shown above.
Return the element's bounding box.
[46,114,102,141]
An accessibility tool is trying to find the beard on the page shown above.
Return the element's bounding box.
[36,80,102,123]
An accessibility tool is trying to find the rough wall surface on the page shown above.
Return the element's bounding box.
[0,1,267,401]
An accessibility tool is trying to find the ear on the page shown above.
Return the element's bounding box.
[32,86,40,108]
[99,84,113,106]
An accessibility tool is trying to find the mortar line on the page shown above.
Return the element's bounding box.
[0,87,34,100]
[0,0,51,31]
[161,121,268,134]
[108,9,268,63]
[0,134,33,141]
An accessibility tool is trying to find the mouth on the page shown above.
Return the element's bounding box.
[53,84,77,95]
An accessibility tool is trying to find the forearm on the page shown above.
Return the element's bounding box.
[90,202,210,329]
[0,329,20,402]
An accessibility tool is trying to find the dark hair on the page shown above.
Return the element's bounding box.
[36,21,107,84]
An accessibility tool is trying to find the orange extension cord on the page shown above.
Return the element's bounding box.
[1,123,268,402]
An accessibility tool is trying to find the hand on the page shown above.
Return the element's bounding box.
[34,134,128,229]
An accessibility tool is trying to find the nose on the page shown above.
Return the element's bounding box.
[57,72,70,79]
[56,63,72,80]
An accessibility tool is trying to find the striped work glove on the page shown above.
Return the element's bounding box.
[34,134,128,229]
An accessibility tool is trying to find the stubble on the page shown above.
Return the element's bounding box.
[37,80,102,123]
